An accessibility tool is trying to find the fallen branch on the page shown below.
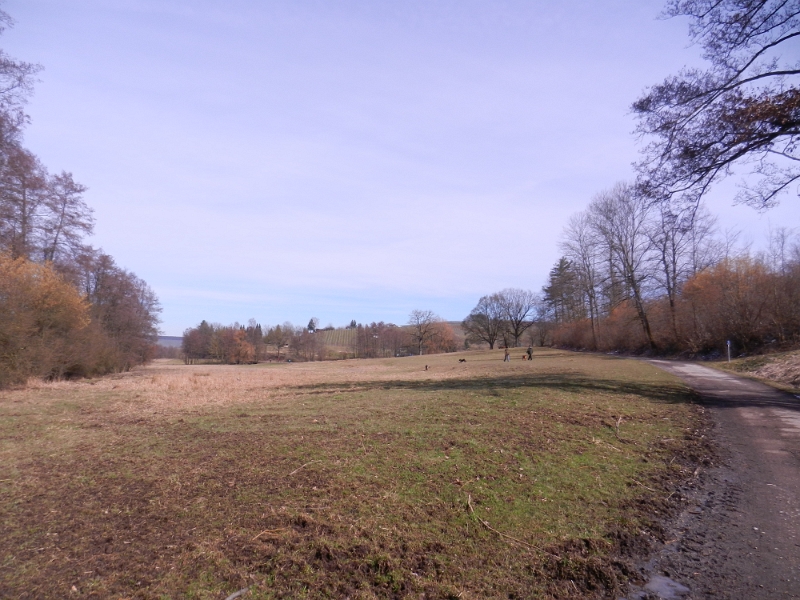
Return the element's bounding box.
[606,416,637,445]
[251,528,287,541]
[466,494,559,558]
[289,460,321,476]
[224,587,251,600]
[630,478,656,493]
[592,437,621,452]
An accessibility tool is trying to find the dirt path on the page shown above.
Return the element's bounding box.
[626,361,800,599]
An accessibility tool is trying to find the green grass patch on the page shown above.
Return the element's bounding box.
[0,349,707,598]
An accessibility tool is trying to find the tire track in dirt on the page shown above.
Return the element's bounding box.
[625,361,800,599]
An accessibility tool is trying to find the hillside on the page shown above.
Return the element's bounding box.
[316,328,356,348]
[157,336,183,348]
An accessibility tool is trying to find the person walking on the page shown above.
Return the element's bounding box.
[527,346,533,360]
[504,347,510,362]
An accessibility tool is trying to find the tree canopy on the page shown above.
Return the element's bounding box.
[633,0,800,210]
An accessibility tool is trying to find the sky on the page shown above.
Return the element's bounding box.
[4,0,799,335]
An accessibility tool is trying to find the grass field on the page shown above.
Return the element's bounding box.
[0,349,707,599]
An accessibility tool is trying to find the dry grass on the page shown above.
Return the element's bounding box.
[715,349,800,393]
[20,351,520,412]
[0,348,708,599]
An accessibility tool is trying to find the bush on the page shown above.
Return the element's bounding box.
[0,254,90,386]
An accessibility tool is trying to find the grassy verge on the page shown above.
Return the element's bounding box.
[0,349,707,599]
[712,349,800,395]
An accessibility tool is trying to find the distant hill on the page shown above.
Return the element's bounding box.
[157,336,183,348]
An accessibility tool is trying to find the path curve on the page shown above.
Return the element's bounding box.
[627,360,800,599]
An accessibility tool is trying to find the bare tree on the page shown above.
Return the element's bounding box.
[0,10,44,257]
[0,9,162,381]
[530,293,554,347]
[764,226,800,342]
[649,203,718,341]
[633,0,800,210]
[589,183,658,350]
[292,327,321,361]
[560,212,602,347]
[40,171,93,263]
[0,146,47,259]
[687,208,722,275]
[407,309,439,355]
[0,160,94,265]
[767,225,797,275]
[497,288,537,347]
[383,323,408,357]
[0,9,41,133]
[462,294,506,349]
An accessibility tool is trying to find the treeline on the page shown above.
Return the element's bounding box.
[538,0,800,359]
[181,312,458,364]
[543,183,800,355]
[0,13,160,387]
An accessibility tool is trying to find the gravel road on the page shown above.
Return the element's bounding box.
[625,361,800,600]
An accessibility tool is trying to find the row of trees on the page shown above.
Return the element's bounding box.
[350,321,411,359]
[181,320,264,364]
[547,183,722,351]
[181,311,459,364]
[546,180,800,353]
[0,11,160,387]
[461,289,544,349]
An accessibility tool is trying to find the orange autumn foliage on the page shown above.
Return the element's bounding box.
[0,253,90,386]
[551,255,800,355]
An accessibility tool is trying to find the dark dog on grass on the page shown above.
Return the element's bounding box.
[459,358,467,363]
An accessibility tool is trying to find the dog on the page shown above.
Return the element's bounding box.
[459,358,467,363]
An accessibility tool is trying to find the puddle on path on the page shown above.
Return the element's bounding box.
[624,574,691,599]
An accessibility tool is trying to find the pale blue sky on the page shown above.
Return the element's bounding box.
[4,0,798,334]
